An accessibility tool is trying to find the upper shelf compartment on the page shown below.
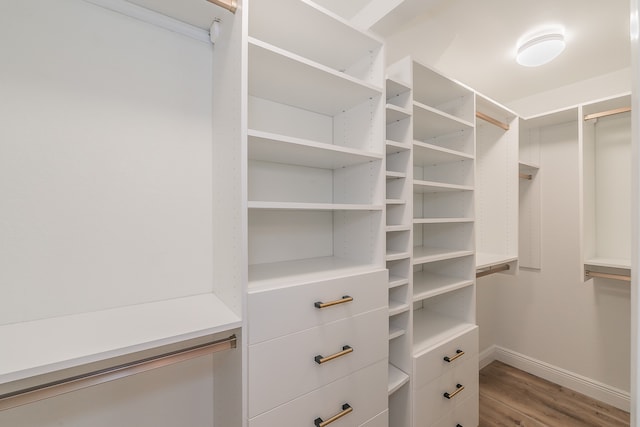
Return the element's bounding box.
[248,38,382,117]
[249,0,383,86]
[412,61,474,124]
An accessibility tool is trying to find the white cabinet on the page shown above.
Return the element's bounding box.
[582,95,632,281]
[244,1,387,425]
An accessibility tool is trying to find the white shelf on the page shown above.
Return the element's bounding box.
[413,101,474,140]
[413,140,474,165]
[386,78,411,99]
[386,199,406,205]
[386,171,407,179]
[476,252,518,270]
[248,256,379,291]
[248,201,384,211]
[584,258,631,269]
[388,364,410,395]
[389,300,410,316]
[413,179,473,193]
[0,294,241,384]
[248,38,382,116]
[386,140,411,154]
[412,62,473,115]
[412,309,476,355]
[413,271,474,302]
[389,325,406,341]
[250,0,383,81]
[413,217,473,224]
[389,275,409,289]
[386,104,412,124]
[519,160,540,170]
[248,129,383,169]
[386,250,411,261]
[413,246,474,264]
[386,225,411,232]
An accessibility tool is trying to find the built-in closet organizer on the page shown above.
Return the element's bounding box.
[1,1,241,424]
[581,95,632,283]
[243,1,388,426]
[386,57,478,427]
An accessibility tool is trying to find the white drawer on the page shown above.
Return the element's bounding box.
[248,269,387,344]
[249,307,388,417]
[432,395,479,427]
[361,410,388,427]
[413,355,478,427]
[413,326,478,389]
[249,360,388,427]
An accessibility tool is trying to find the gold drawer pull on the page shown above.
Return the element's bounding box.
[314,295,353,309]
[443,349,465,363]
[314,403,352,427]
[443,383,464,399]
[314,345,353,364]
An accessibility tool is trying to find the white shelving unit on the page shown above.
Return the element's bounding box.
[245,1,388,426]
[385,57,478,427]
[475,95,519,275]
[582,95,632,281]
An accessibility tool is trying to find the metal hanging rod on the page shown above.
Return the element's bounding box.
[206,0,237,13]
[476,263,510,278]
[476,112,510,131]
[0,335,237,411]
[583,106,631,121]
[519,173,532,180]
[585,270,631,282]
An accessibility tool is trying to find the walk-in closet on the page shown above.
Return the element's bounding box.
[1,0,638,426]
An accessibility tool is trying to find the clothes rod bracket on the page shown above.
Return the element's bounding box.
[585,270,631,282]
[476,263,510,278]
[0,334,237,411]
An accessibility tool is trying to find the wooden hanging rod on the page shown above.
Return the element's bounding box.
[206,0,237,13]
[583,106,631,121]
[476,263,510,278]
[519,173,532,180]
[0,335,237,411]
[476,112,510,131]
[585,270,631,282]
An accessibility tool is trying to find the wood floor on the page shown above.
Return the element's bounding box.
[479,361,630,427]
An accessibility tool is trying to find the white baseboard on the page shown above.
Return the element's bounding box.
[478,345,630,412]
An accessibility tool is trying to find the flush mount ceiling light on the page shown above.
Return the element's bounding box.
[516,32,566,67]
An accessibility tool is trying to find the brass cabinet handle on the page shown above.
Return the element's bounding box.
[443,383,465,399]
[443,349,465,363]
[314,295,353,309]
[314,345,353,364]
[314,403,353,427]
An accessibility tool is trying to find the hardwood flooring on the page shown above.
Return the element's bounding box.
[479,361,630,427]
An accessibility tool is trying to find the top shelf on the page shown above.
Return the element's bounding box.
[0,293,241,385]
[249,0,383,84]
[248,38,382,117]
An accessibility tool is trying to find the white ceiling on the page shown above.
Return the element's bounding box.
[125,0,631,107]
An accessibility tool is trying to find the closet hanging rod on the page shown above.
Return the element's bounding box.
[583,106,631,121]
[206,0,237,13]
[585,270,631,282]
[476,112,510,131]
[476,263,510,278]
[519,173,532,180]
[0,334,237,411]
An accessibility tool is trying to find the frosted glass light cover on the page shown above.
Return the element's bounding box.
[516,34,565,67]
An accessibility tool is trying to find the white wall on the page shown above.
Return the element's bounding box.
[0,0,214,324]
[477,120,631,396]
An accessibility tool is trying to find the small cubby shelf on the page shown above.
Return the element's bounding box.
[413,273,474,302]
[413,180,473,193]
[413,103,475,141]
[413,247,475,265]
[412,309,475,355]
[388,364,411,395]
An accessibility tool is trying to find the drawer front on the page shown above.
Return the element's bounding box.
[413,355,478,427]
[249,307,388,417]
[432,395,479,427]
[361,410,388,427]
[413,326,478,389]
[249,360,388,427]
[248,269,387,344]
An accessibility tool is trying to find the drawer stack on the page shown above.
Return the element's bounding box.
[248,270,389,426]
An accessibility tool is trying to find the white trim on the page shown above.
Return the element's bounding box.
[480,346,630,412]
[83,0,211,43]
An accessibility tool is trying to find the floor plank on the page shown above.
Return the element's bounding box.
[479,361,629,427]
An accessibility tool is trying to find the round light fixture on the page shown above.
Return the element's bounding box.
[516,32,565,67]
